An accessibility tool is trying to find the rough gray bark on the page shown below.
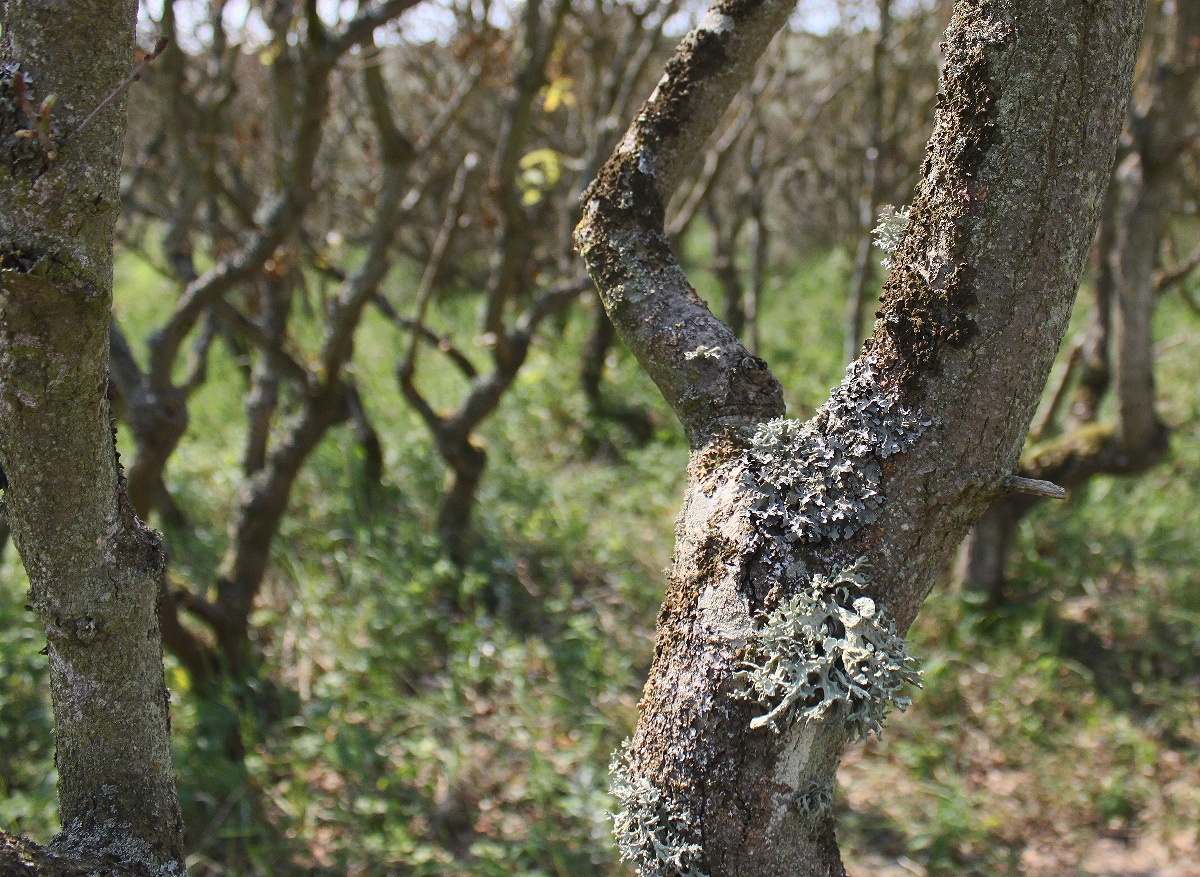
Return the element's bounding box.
[576,0,1144,873]
[0,2,185,874]
[956,0,1194,597]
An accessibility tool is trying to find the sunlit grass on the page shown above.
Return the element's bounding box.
[1,246,1198,875]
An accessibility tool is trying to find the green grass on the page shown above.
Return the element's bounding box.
[2,247,1199,876]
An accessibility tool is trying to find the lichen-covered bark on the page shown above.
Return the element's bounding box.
[577,0,1144,873]
[0,2,185,874]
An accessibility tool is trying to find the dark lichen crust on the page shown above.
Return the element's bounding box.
[872,6,1014,392]
[744,357,930,547]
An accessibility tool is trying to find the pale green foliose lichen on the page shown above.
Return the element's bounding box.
[737,560,920,742]
[610,739,707,877]
[872,204,911,271]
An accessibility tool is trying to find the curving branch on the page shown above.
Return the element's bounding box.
[575,0,791,446]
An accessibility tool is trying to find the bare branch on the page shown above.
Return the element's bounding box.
[211,299,310,388]
[402,153,476,378]
[575,0,793,444]
[334,0,425,55]
[482,0,572,352]
[1156,238,1200,293]
[666,93,753,242]
[62,37,169,147]
[1029,334,1084,441]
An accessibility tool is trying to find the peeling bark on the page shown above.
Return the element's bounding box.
[577,0,1144,872]
[0,2,185,873]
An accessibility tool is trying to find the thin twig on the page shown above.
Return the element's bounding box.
[62,37,169,146]
[1030,335,1084,441]
[402,153,476,377]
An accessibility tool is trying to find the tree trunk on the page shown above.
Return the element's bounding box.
[953,495,1032,603]
[1068,175,1118,429]
[241,277,293,476]
[575,0,1144,872]
[707,202,747,338]
[744,133,767,358]
[1111,150,1169,454]
[955,0,1196,597]
[436,439,488,566]
[0,2,186,873]
[580,298,618,415]
[0,461,8,561]
[843,0,892,365]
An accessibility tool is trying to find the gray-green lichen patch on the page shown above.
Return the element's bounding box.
[737,560,920,742]
[54,816,184,875]
[610,739,707,877]
[745,357,929,545]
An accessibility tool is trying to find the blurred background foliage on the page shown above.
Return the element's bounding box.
[3,0,1200,874]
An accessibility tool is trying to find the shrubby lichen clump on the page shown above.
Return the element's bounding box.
[610,739,707,877]
[736,560,920,741]
[793,781,834,817]
[609,363,926,866]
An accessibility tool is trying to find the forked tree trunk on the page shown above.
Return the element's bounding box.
[436,439,488,565]
[0,2,186,873]
[575,0,1144,872]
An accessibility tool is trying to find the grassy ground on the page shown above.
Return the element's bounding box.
[1,248,1198,876]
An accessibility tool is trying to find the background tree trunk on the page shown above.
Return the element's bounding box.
[576,0,1144,872]
[0,460,8,561]
[0,2,186,873]
[843,0,892,364]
